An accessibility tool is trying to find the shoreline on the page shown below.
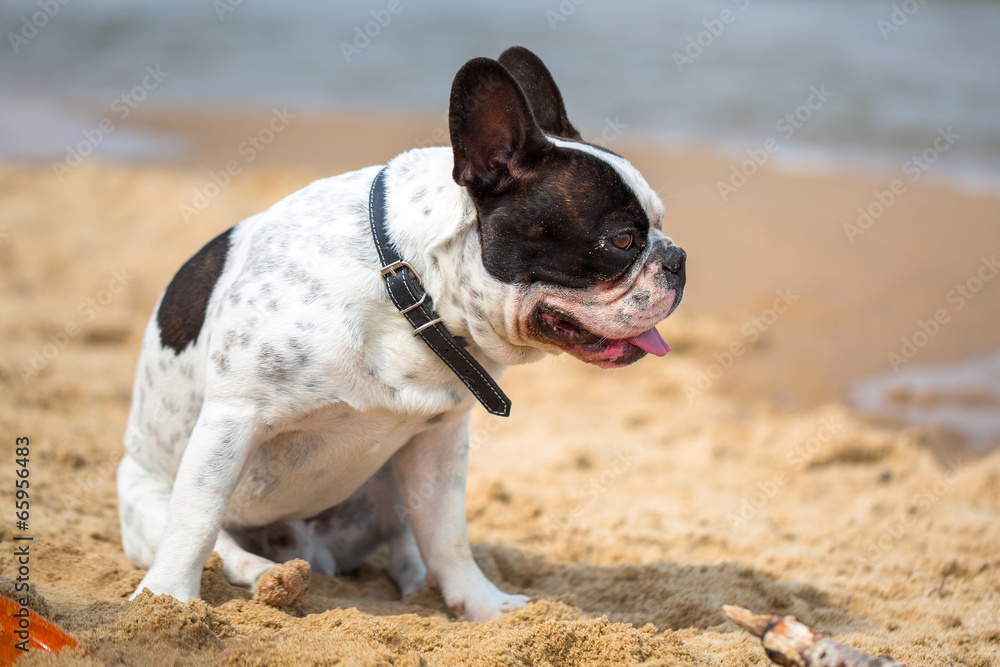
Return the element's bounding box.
[8,105,1000,413]
[12,97,1000,195]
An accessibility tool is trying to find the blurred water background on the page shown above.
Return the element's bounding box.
[1,0,999,190]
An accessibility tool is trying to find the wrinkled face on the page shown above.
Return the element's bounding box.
[449,48,685,368]
[482,140,686,368]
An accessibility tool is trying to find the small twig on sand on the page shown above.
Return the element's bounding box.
[723,605,903,667]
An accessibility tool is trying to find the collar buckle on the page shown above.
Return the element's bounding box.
[380,260,422,284]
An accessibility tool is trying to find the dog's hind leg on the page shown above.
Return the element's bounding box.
[117,453,171,570]
[384,516,427,597]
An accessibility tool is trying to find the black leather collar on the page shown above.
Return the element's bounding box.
[368,167,512,417]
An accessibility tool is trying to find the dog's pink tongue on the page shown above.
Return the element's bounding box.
[628,328,671,357]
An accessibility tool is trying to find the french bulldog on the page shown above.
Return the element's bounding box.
[118,46,685,622]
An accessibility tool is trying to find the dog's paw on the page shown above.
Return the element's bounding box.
[253,559,311,613]
[445,582,529,622]
[129,570,198,602]
[389,556,428,598]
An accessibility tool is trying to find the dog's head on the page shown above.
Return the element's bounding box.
[449,47,685,368]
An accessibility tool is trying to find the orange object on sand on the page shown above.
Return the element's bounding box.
[0,595,87,665]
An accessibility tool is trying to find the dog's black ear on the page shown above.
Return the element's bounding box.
[498,46,581,141]
[449,57,549,196]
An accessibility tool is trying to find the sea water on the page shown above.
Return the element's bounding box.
[1,0,999,189]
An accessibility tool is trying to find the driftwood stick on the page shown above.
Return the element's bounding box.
[723,605,903,667]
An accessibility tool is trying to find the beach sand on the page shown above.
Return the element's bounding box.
[1,109,998,665]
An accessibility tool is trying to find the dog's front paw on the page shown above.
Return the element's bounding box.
[444,580,529,622]
[129,568,199,602]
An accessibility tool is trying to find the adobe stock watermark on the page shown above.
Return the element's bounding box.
[887,254,998,371]
[123,400,177,451]
[392,456,465,523]
[545,0,587,31]
[727,416,844,533]
[412,75,504,150]
[16,268,134,384]
[340,0,410,64]
[213,0,243,21]
[877,0,930,41]
[412,111,450,150]
[179,106,296,223]
[844,126,959,244]
[533,448,635,550]
[683,288,799,403]
[50,65,169,181]
[591,116,628,148]
[673,0,751,73]
[51,456,119,516]
[7,0,71,54]
[717,85,833,202]
[852,461,966,571]
[231,244,326,323]
[410,111,624,154]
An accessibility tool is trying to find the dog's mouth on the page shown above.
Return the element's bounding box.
[532,304,670,368]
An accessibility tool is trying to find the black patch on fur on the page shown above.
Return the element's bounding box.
[449,52,648,289]
[449,57,549,196]
[158,228,234,354]
[498,46,582,141]
[476,146,648,288]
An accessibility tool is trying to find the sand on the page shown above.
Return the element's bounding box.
[1,110,998,665]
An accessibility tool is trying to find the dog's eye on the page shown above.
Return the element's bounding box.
[611,233,633,250]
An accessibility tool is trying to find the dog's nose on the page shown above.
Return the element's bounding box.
[661,245,686,275]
